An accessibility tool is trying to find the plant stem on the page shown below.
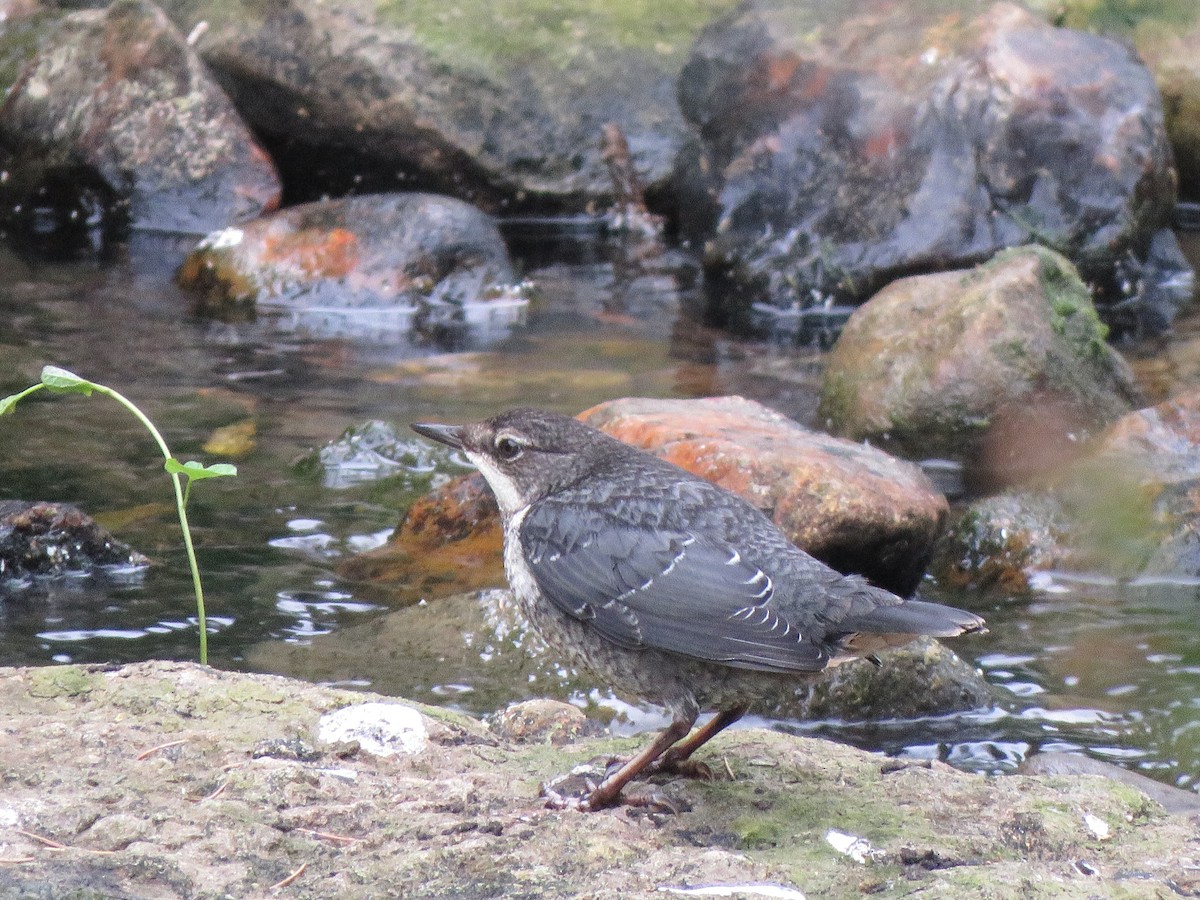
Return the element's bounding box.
[93,385,209,665]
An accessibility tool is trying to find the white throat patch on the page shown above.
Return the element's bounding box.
[465,449,526,518]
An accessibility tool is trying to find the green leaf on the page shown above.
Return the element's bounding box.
[0,384,46,415]
[40,366,95,395]
[164,459,238,480]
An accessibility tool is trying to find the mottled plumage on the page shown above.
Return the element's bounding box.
[413,407,985,809]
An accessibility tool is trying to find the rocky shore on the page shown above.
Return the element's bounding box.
[0,660,1194,898]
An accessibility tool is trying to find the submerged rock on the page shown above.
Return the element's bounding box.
[819,246,1141,475]
[0,0,280,238]
[676,0,1181,335]
[178,192,528,345]
[0,500,148,582]
[932,493,1074,593]
[295,420,468,490]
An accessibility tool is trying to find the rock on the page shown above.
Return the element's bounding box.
[0,500,148,582]
[0,660,1193,897]
[581,395,949,595]
[384,396,949,596]
[177,192,528,345]
[935,389,1200,583]
[932,493,1073,593]
[153,0,719,212]
[1083,389,1200,578]
[1046,0,1200,202]
[247,589,993,725]
[818,246,1141,475]
[317,701,430,756]
[676,1,1181,335]
[776,637,999,722]
[294,419,469,490]
[1021,751,1200,818]
[0,0,280,239]
[490,698,592,746]
[337,471,505,598]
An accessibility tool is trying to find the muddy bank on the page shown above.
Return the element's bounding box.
[0,661,1193,898]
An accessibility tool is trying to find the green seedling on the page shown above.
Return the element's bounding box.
[1,365,237,664]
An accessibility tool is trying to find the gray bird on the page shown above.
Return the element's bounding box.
[412,407,985,810]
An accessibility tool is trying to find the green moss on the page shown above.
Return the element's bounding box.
[816,370,859,432]
[1054,0,1200,33]
[373,0,738,74]
[28,665,98,698]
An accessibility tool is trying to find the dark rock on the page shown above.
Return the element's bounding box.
[786,637,998,722]
[153,0,721,213]
[932,493,1074,593]
[580,395,949,596]
[1054,0,1200,203]
[0,500,148,581]
[675,0,1181,334]
[0,0,280,238]
[819,246,1141,473]
[177,192,528,344]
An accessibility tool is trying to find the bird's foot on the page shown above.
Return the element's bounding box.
[539,759,687,813]
[646,756,715,780]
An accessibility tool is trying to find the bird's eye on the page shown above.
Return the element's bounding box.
[495,436,523,461]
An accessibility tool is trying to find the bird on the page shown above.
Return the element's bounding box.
[412,407,986,810]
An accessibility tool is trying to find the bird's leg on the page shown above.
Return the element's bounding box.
[651,704,749,777]
[583,715,694,810]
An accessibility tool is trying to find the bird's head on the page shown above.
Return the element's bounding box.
[412,408,617,516]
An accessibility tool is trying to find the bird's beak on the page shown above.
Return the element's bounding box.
[411,421,466,450]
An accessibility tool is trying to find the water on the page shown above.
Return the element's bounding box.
[0,225,1197,799]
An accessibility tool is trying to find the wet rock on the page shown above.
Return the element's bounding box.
[932,493,1073,594]
[819,246,1141,475]
[0,0,280,238]
[779,636,998,722]
[153,0,717,214]
[1048,0,1200,202]
[676,0,1181,335]
[336,471,505,597]
[581,395,948,596]
[0,500,148,582]
[249,589,993,724]
[295,419,469,490]
[178,192,528,345]
[1083,389,1200,578]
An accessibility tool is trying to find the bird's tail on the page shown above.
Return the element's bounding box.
[849,597,987,638]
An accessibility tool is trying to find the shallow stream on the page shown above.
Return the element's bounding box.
[1,224,1198,797]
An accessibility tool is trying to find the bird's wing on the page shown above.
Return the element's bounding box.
[519,499,831,673]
